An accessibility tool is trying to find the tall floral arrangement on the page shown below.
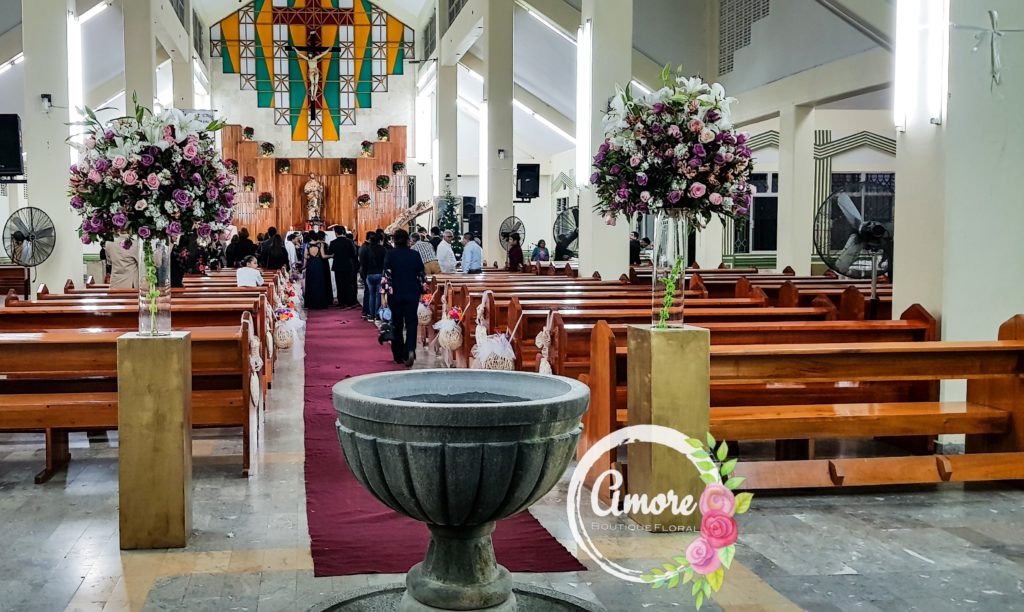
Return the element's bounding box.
[590,67,755,226]
[589,67,756,327]
[68,99,236,332]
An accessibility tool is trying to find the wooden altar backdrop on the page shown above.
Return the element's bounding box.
[221,125,409,239]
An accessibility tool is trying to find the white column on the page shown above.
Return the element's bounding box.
[695,219,725,269]
[21,0,82,292]
[577,0,631,280]
[124,0,157,109]
[775,105,815,274]
[896,0,1024,343]
[436,64,458,197]
[481,0,514,264]
[171,59,194,109]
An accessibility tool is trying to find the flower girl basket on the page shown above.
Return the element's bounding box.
[471,290,524,371]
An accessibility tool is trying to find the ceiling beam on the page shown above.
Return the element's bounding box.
[440,0,485,66]
[814,0,893,51]
[516,0,662,88]
[732,48,891,126]
[459,52,574,137]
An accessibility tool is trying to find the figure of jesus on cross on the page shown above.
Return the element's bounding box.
[288,32,342,123]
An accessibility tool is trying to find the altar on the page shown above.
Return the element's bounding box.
[221,125,410,237]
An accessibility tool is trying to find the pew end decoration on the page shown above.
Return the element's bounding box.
[639,432,753,610]
[67,98,236,336]
[588,65,755,327]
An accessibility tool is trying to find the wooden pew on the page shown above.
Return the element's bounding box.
[581,314,1024,491]
[0,265,29,299]
[0,316,259,482]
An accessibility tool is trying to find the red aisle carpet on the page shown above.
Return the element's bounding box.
[302,307,586,576]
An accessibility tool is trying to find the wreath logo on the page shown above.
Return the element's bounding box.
[566,425,754,609]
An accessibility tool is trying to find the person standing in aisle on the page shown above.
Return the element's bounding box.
[382,229,426,366]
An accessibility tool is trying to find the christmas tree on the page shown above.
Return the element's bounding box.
[438,178,463,256]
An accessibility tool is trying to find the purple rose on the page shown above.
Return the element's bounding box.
[714,153,727,165]
[192,173,203,185]
[104,130,115,141]
[651,123,664,134]
[138,225,152,239]
[173,189,193,207]
[688,158,701,168]
[198,223,212,237]
[736,206,749,215]
[224,192,235,204]
[111,212,128,228]
[706,110,721,123]
[599,142,610,154]
[594,151,606,164]
[80,234,91,245]
[667,190,683,204]
[616,188,629,199]
[694,144,707,158]
[610,164,622,176]
[120,238,132,250]
[167,221,183,237]
[191,157,203,166]
[652,102,666,114]
[70,196,84,209]
[206,186,220,201]
[94,159,110,172]
[637,173,648,186]
[140,154,155,167]
[738,146,752,157]
[70,164,79,174]
[590,172,600,185]
[215,208,232,222]
[736,133,748,145]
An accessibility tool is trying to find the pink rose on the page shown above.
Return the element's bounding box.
[145,173,161,190]
[183,143,199,160]
[709,192,723,206]
[699,483,735,516]
[688,182,707,198]
[85,136,96,149]
[603,213,617,227]
[685,536,721,575]
[640,191,651,202]
[134,199,148,211]
[88,169,102,183]
[700,129,716,144]
[667,124,682,139]
[688,119,704,133]
[629,155,641,167]
[701,513,738,548]
[112,155,127,170]
[122,170,139,186]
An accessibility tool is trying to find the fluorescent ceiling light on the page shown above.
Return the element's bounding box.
[68,10,84,162]
[79,1,110,24]
[630,79,652,95]
[575,19,593,187]
[512,99,574,143]
[526,8,576,45]
[0,53,24,76]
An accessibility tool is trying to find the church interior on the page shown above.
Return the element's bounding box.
[0,0,1023,610]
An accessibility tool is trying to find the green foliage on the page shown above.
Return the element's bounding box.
[656,255,685,328]
[438,180,463,256]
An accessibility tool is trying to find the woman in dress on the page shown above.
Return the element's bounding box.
[303,233,331,309]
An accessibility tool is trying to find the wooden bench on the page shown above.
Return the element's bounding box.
[0,315,259,482]
[0,265,29,299]
[581,314,1024,492]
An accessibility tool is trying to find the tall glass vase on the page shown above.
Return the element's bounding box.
[139,237,171,336]
[651,210,689,328]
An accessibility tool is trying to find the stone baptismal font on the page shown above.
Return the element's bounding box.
[314,369,601,611]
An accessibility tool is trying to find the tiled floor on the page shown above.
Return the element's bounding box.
[0,325,1022,611]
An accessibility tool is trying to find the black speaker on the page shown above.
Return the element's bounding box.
[515,164,540,200]
[468,213,483,239]
[0,115,23,176]
[462,196,476,217]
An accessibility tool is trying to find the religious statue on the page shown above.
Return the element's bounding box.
[304,173,324,222]
[293,45,332,113]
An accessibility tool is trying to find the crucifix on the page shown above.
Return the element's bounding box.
[288,35,342,122]
[272,4,352,123]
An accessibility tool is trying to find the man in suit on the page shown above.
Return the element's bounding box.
[383,229,426,366]
[327,225,359,308]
